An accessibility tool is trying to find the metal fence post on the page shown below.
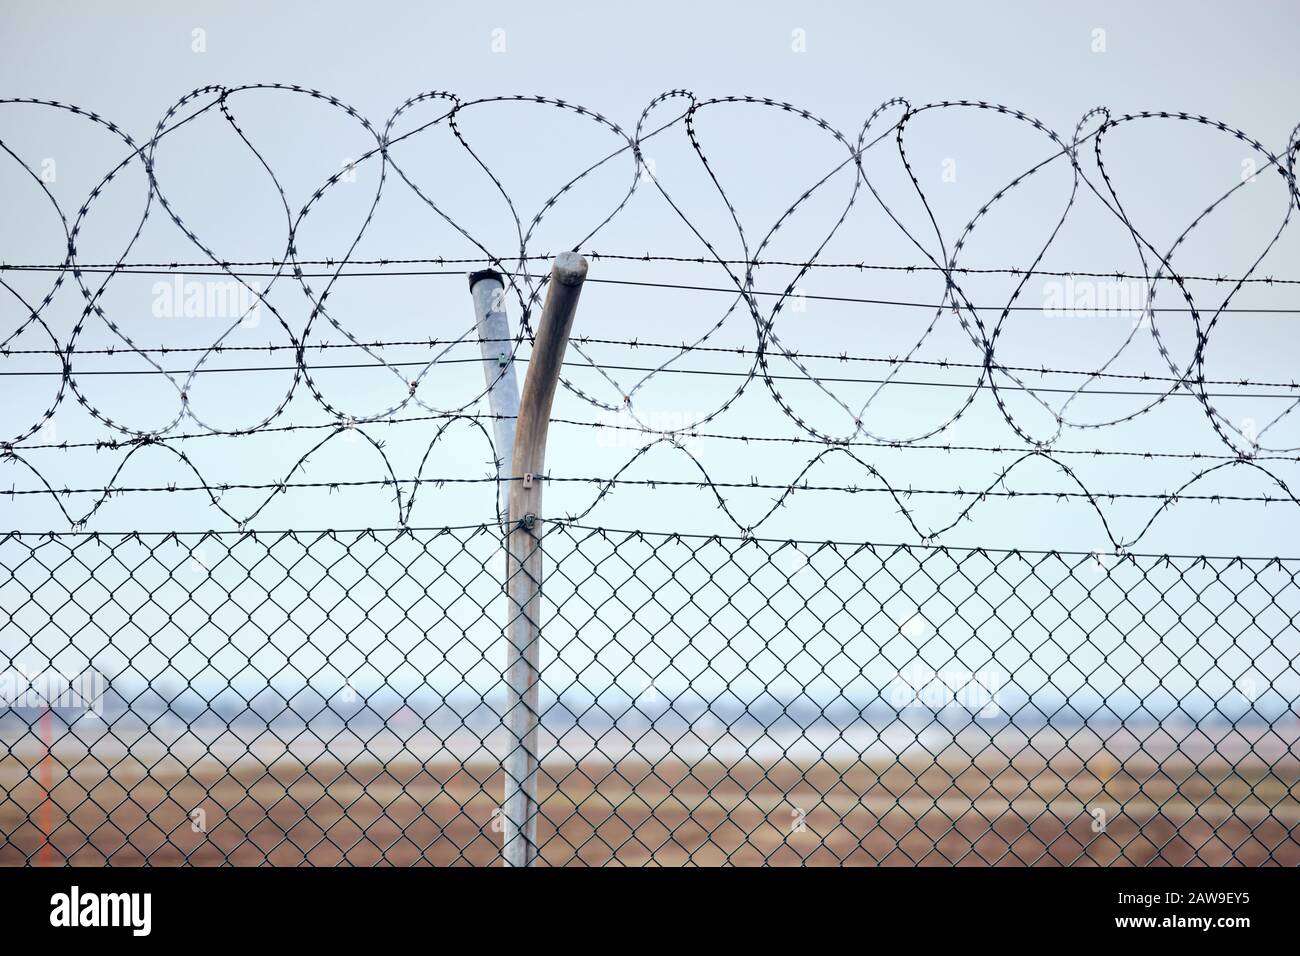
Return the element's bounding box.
[469,270,522,524]
[501,252,588,866]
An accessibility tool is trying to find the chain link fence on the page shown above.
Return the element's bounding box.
[2,525,1298,865]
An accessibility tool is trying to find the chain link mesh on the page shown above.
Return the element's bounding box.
[1,524,1298,865]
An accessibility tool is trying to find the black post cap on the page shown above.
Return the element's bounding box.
[468,268,504,290]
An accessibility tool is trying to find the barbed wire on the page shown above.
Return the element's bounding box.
[12,406,1300,465]
[8,518,1294,563]
[2,88,1298,548]
[6,355,1300,404]
[7,334,1300,391]
[8,265,1300,311]
[5,254,1299,285]
[4,449,1298,551]
[15,403,1300,470]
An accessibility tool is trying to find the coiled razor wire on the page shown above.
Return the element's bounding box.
[1,90,1299,546]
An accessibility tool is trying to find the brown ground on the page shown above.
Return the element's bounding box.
[3,750,1298,866]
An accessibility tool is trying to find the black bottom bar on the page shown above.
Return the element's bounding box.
[0,865,1280,944]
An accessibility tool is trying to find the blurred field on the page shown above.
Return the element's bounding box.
[3,748,1298,865]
